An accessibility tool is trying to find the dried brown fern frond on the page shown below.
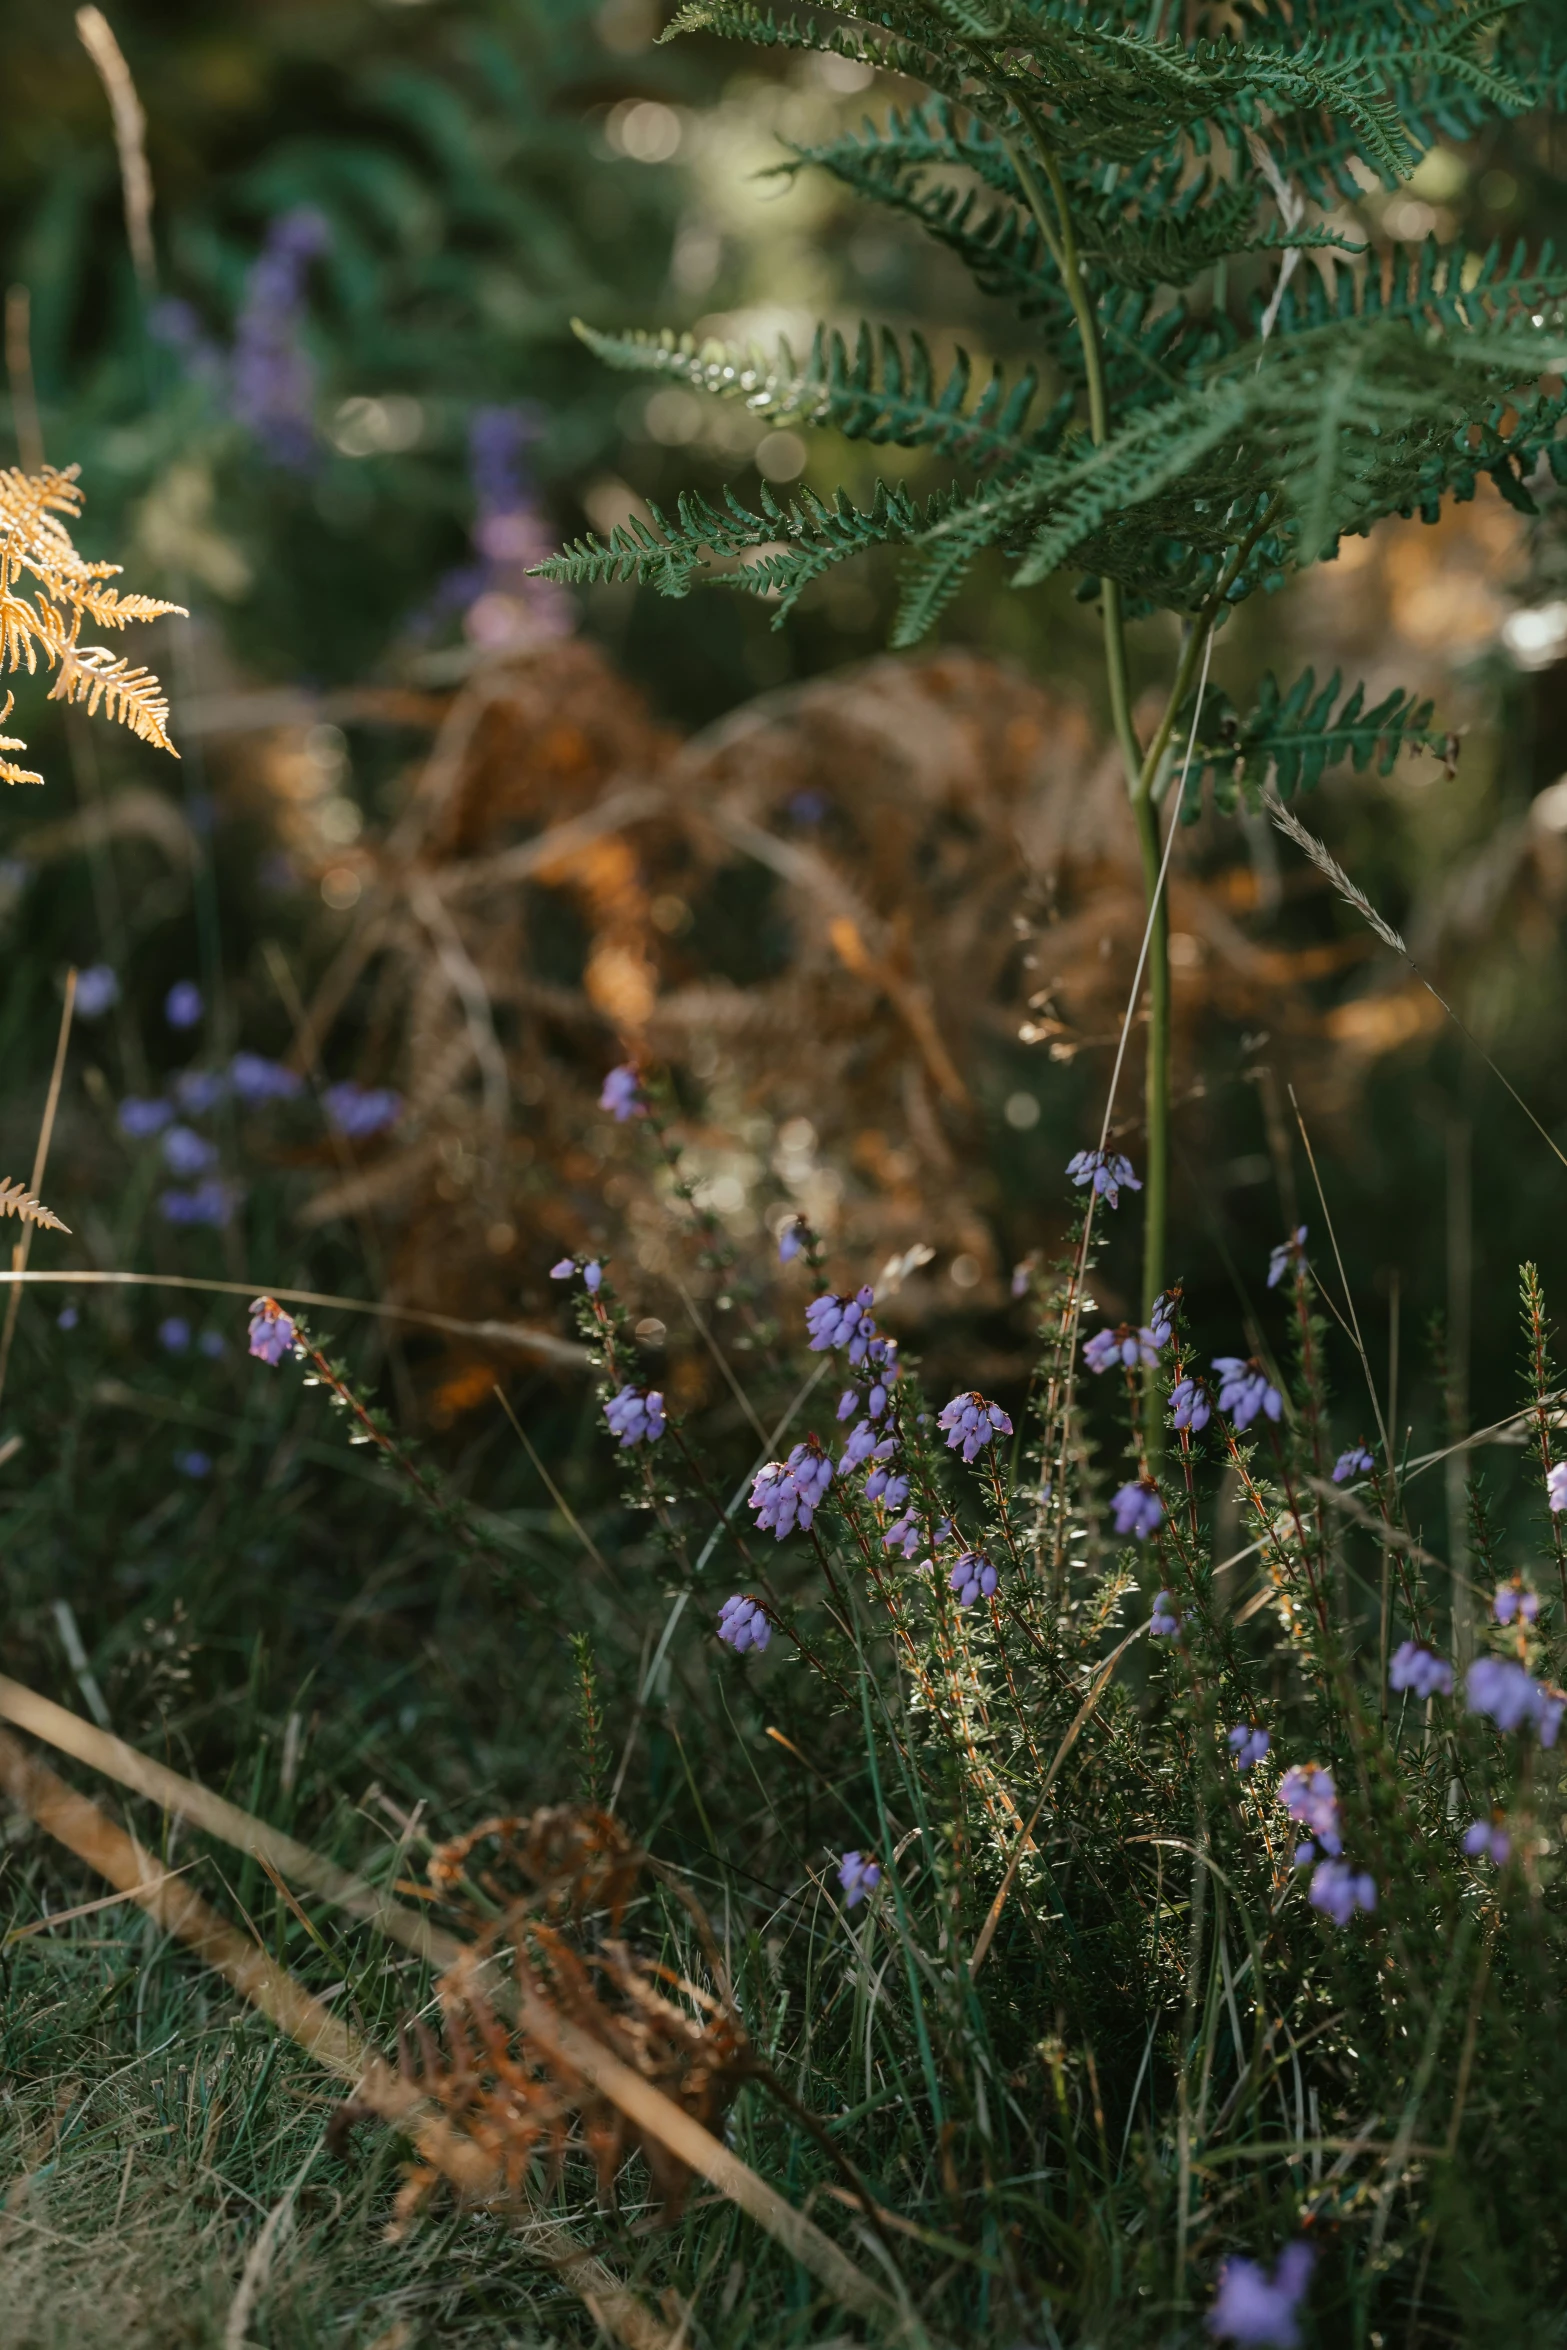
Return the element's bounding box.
[0,1177,69,1234]
[426,1805,644,1931]
[0,463,184,774]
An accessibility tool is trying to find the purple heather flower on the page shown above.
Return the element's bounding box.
[1494,1583,1541,1626]
[1228,1724,1270,1770]
[836,1388,858,1422]
[599,1063,644,1121]
[603,1384,666,1447]
[1463,1816,1511,1866]
[1466,1655,1566,1744]
[777,1217,807,1263]
[1332,1444,1375,1483]
[948,1551,999,1607]
[837,1849,881,1907]
[717,1594,770,1653]
[1213,1357,1283,1431]
[549,1258,575,1279]
[162,1124,219,1179]
[232,208,330,469]
[1010,1259,1032,1299]
[1266,1225,1308,1289]
[937,1391,1014,1463]
[806,1287,877,1359]
[1149,1588,1180,1637]
[1277,1763,1342,1855]
[883,1507,950,1562]
[174,1448,212,1479]
[1111,1479,1165,1541]
[229,1051,303,1106]
[868,1381,887,1418]
[198,1331,226,1359]
[56,1306,78,1330]
[74,964,118,1019]
[118,1096,173,1140]
[840,1419,885,1471]
[1085,1323,1165,1373]
[1549,1461,1567,1513]
[247,1296,297,1365]
[172,1070,226,1116]
[1170,1377,1212,1433]
[1293,1842,1315,1869]
[323,1081,401,1139]
[1389,1641,1453,1700]
[750,1441,834,1540]
[1207,2241,1314,2348]
[159,1180,235,1228]
[165,980,203,1030]
[1309,1858,1377,1925]
[1066,1147,1141,1208]
[157,1316,191,1354]
[583,1261,603,1293]
[866,1467,908,1506]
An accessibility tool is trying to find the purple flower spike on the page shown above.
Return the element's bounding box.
[165,980,203,1030]
[717,1594,770,1654]
[157,1316,191,1354]
[1228,1724,1270,1770]
[1463,1817,1511,1866]
[603,1385,666,1448]
[1548,1461,1567,1513]
[583,1261,603,1293]
[1213,1357,1284,1431]
[1332,1444,1375,1483]
[599,1063,645,1121]
[1277,1763,1342,1855]
[75,964,118,1019]
[162,1125,219,1179]
[750,1441,834,1540]
[1149,1588,1180,1637]
[937,1391,1014,1463]
[1111,1479,1164,1541]
[1207,2240,1314,2347]
[947,1551,999,1608]
[159,1180,235,1228]
[118,1096,174,1140]
[1266,1226,1308,1290]
[1170,1376,1211,1433]
[836,1388,859,1422]
[1389,1641,1453,1700]
[1066,1148,1141,1209]
[806,1288,877,1357]
[777,1216,808,1263]
[229,1051,303,1106]
[549,1258,575,1279]
[247,1296,297,1366]
[1085,1322,1166,1374]
[232,208,330,469]
[837,1850,881,1907]
[323,1081,401,1139]
[1467,1655,1566,1744]
[1309,1858,1377,1926]
[1494,1583,1541,1626]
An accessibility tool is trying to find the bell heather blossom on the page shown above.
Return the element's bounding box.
[1389,1641,1453,1699]
[883,1508,950,1562]
[160,1180,235,1228]
[1170,1376,1211,1433]
[938,1391,1013,1463]
[1214,1357,1283,1430]
[174,1448,212,1479]
[603,1385,665,1447]
[599,1063,644,1121]
[165,980,203,1030]
[837,1850,881,1906]
[247,1297,297,1365]
[1309,1858,1377,1925]
[323,1081,401,1139]
[158,1317,191,1353]
[1266,1226,1308,1289]
[1548,1461,1567,1512]
[717,1595,770,1653]
[119,1096,174,1140]
[841,1419,884,1471]
[162,1125,219,1179]
[1277,1764,1342,1855]
[1149,1589,1180,1637]
[866,1466,908,1506]
[74,964,118,1019]
[1333,1444,1375,1483]
[777,1216,808,1263]
[1085,1322,1166,1373]
[231,208,330,468]
[1112,1479,1165,1541]
[1066,1147,1141,1208]
[1464,1816,1511,1866]
[868,1381,888,1417]
[947,1551,998,1608]
[1494,1582,1541,1626]
[1466,1656,1566,1744]
[750,1441,834,1539]
[1207,2240,1314,2348]
[230,1051,303,1106]
[583,1261,603,1293]
[549,1258,575,1279]
[806,1287,876,1358]
[1228,1724,1270,1769]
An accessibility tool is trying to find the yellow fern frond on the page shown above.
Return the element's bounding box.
[0,697,42,786]
[0,1177,69,1234]
[46,642,176,753]
[0,463,183,778]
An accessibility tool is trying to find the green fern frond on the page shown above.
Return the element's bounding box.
[1181,667,1451,819]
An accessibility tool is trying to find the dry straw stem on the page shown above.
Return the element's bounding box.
[75,8,157,296]
[0,966,76,1414]
[0,1677,900,2328]
[0,1720,676,2350]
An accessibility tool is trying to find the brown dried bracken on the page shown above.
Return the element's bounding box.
[390,1805,750,2231]
[0,1177,68,1234]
